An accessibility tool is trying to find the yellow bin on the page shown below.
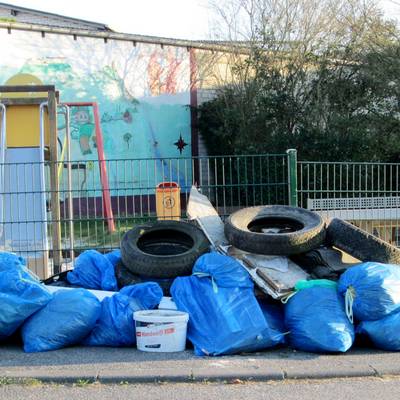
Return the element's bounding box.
[156,182,181,220]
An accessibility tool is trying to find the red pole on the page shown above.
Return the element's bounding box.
[92,103,115,233]
[63,102,115,233]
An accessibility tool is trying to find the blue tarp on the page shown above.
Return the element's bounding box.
[84,282,163,347]
[171,252,285,356]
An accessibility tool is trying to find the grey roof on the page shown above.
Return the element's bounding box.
[0,2,112,31]
[0,2,250,53]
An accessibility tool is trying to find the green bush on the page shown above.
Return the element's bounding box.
[198,35,400,162]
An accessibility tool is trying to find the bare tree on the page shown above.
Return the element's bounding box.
[197,0,400,162]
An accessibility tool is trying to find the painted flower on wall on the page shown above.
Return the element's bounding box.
[123,109,133,124]
[123,132,132,149]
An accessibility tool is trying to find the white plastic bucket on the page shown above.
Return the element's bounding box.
[134,310,189,352]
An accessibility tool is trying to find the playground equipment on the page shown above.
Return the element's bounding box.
[63,102,115,234]
[0,75,114,278]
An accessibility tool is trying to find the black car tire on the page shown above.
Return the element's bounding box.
[326,218,400,264]
[120,220,210,278]
[115,261,173,296]
[224,205,325,255]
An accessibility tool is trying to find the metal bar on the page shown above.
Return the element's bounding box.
[286,149,298,206]
[0,103,6,238]
[58,104,74,265]
[0,85,55,92]
[47,92,62,274]
[39,103,49,252]
[0,97,49,105]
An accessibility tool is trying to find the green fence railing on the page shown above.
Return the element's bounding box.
[297,160,400,246]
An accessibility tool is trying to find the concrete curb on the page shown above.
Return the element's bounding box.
[1,346,400,384]
[0,369,389,385]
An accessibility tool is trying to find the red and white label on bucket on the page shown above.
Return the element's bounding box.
[136,327,175,337]
[135,321,187,352]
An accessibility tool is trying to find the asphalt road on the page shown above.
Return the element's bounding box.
[1,376,400,400]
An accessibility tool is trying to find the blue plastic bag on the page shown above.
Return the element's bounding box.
[357,311,400,351]
[285,283,354,353]
[0,268,52,339]
[67,250,118,291]
[338,262,400,322]
[0,251,38,281]
[258,300,287,345]
[104,250,121,267]
[0,251,26,271]
[84,282,163,347]
[171,252,285,356]
[21,288,101,352]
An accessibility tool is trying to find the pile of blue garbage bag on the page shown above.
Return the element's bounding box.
[338,262,400,351]
[171,252,286,356]
[2,248,400,355]
[0,250,163,353]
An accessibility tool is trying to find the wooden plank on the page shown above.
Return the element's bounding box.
[47,91,62,274]
[186,186,309,299]
[186,186,227,247]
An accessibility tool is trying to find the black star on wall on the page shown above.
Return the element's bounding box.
[174,134,188,154]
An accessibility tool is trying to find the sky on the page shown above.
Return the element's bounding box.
[2,0,400,40]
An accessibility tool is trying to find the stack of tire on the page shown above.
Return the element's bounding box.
[117,206,400,294]
[224,205,400,263]
[224,205,326,256]
[117,221,210,294]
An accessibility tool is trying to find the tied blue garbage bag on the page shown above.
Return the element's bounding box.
[357,311,400,351]
[84,282,163,347]
[285,281,354,353]
[21,288,101,352]
[104,249,121,267]
[171,252,285,356]
[67,250,118,291]
[258,300,287,345]
[0,251,38,281]
[0,251,26,271]
[338,262,400,322]
[0,268,52,339]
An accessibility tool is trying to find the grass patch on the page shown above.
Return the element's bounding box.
[59,215,157,252]
[0,377,42,386]
[73,378,93,387]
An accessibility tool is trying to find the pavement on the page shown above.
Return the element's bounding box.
[1,345,400,384]
[3,377,400,400]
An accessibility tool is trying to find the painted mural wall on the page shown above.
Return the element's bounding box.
[0,29,192,196]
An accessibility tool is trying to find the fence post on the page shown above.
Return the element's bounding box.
[286,149,298,206]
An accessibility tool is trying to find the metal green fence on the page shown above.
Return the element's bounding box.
[3,146,400,277]
[0,152,291,276]
[297,159,400,246]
